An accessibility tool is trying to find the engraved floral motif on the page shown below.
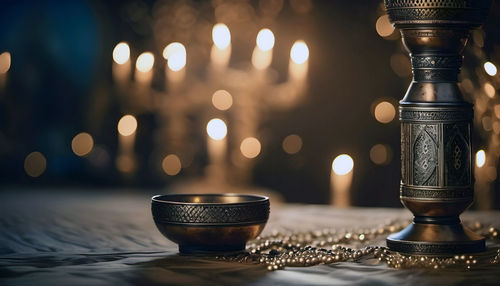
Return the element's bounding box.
[413,124,438,186]
[444,124,470,186]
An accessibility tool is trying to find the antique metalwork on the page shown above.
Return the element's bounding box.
[151,194,270,254]
[383,0,492,254]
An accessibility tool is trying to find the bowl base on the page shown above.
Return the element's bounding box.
[179,244,246,255]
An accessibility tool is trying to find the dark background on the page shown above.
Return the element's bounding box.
[1,0,499,208]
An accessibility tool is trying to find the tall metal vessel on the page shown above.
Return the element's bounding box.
[384,0,492,254]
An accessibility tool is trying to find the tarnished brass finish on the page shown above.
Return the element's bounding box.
[384,0,492,254]
[151,194,269,254]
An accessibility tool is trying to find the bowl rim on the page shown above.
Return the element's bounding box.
[151,193,269,206]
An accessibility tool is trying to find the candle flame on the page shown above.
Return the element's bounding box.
[163,42,187,71]
[484,61,497,76]
[136,52,154,73]
[332,154,354,175]
[118,115,137,136]
[476,150,486,168]
[206,118,227,141]
[212,23,231,49]
[256,29,275,51]
[112,42,130,65]
[290,41,309,64]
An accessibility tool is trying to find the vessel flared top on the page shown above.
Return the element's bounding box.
[384,0,491,28]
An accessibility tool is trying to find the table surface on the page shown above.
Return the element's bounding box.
[0,189,499,286]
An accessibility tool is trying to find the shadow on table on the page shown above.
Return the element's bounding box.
[130,254,268,286]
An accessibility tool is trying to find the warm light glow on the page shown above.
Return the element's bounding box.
[116,155,134,173]
[290,41,309,64]
[71,132,94,157]
[370,144,391,165]
[212,23,231,49]
[163,42,185,59]
[375,15,394,38]
[24,151,47,177]
[390,53,411,78]
[282,134,302,154]
[206,118,227,140]
[256,29,275,51]
[332,154,354,176]
[374,101,396,124]
[136,52,154,72]
[494,105,500,118]
[212,90,233,111]
[163,42,187,71]
[118,115,137,136]
[484,61,497,76]
[484,82,496,98]
[476,150,486,168]
[240,137,261,159]
[0,52,11,74]
[162,154,182,176]
[112,42,130,65]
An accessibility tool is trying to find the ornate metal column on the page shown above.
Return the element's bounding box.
[384,0,491,254]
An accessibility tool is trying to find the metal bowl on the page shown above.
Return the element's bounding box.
[151,194,270,254]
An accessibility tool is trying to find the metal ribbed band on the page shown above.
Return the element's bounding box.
[152,201,270,225]
[400,106,472,123]
[411,55,462,82]
[413,69,458,82]
[411,55,462,69]
[386,239,485,254]
[401,185,473,199]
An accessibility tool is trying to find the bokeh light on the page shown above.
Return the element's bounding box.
[212,90,233,111]
[163,42,187,71]
[484,61,497,76]
[370,144,391,165]
[118,115,137,136]
[240,137,261,159]
[116,155,134,173]
[162,154,182,176]
[494,105,500,118]
[290,41,309,64]
[136,52,154,72]
[390,53,411,78]
[290,0,313,14]
[476,150,486,168]
[112,42,130,65]
[484,82,496,98]
[0,52,11,74]
[206,118,227,140]
[212,23,231,49]
[256,29,275,51]
[282,134,303,154]
[24,151,47,177]
[374,101,396,124]
[482,116,492,131]
[71,132,94,157]
[332,154,354,175]
[375,15,394,38]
